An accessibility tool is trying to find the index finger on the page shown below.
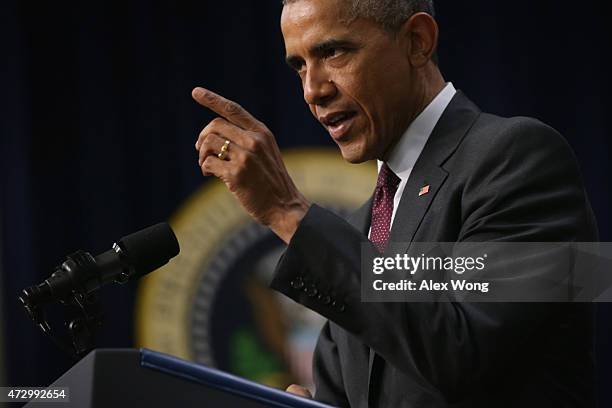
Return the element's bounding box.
[192,87,262,131]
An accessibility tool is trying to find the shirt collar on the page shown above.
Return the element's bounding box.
[378,82,457,180]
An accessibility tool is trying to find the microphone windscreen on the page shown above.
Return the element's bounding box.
[118,222,180,277]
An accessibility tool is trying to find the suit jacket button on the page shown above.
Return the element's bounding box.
[331,300,346,312]
[290,277,304,290]
[318,294,331,305]
[305,285,318,297]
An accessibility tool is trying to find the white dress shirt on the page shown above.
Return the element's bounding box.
[369,82,457,238]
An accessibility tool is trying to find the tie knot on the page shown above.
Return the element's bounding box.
[376,163,401,191]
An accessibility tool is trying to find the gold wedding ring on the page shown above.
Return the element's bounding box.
[217,140,230,160]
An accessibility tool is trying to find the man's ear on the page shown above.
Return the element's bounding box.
[399,12,439,67]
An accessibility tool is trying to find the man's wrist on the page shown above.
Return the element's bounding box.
[268,198,311,244]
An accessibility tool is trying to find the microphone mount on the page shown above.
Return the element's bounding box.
[20,250,106,359]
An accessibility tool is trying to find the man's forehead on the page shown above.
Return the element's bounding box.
[281,0,353,48]
[282,0,349,15]
[281,0,352,31]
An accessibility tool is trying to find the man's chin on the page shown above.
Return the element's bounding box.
[338,144,370,164]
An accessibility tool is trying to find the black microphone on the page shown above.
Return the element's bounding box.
[19,223,180,307]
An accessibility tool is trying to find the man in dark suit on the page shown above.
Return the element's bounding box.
[192,0,597,406]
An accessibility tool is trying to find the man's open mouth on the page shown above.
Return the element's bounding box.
[321,111,357,140]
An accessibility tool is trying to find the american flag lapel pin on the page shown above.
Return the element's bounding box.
[419,184,430,197]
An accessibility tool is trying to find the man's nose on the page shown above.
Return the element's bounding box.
[303,68,336,106]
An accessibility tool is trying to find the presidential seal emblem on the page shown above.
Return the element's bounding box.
[135,149,375,389]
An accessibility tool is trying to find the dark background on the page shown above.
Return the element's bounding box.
[1,0,610,405]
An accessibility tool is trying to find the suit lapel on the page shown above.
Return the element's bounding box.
[388,91,481,252]
[387,165,447,250]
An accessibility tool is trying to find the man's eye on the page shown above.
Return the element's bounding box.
[324,48,344,59]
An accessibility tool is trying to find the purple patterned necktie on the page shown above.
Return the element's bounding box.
[370,163,401,252]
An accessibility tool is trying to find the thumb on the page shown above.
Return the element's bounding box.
[286,384,313,399]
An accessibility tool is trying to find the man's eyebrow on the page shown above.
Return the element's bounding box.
[285,39,358,69]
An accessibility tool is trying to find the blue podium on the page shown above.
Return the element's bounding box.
[25,349,334,407]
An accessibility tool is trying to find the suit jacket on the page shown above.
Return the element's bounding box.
[270,92,598,407]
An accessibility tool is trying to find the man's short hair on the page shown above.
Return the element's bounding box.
[282,0,438,63]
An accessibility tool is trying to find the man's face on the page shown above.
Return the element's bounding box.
[281,0,420,163]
